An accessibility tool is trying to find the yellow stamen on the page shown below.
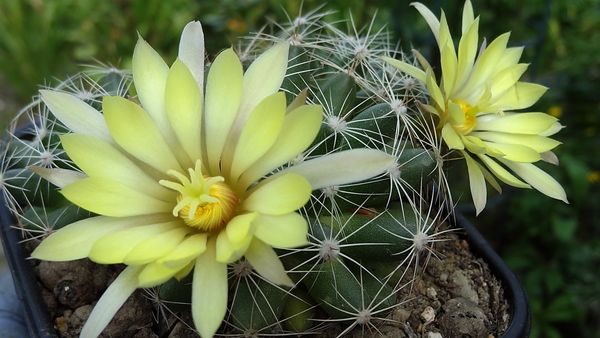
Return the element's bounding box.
[159,160,239,231]
[450,99,478,135]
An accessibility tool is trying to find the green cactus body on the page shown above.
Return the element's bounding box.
[319,203,432,262]
[281,46,315,105]
[3,169,69,208]
[229,276,290,332]
[281,288,316,332]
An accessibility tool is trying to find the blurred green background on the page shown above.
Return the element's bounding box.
[0,0,598,337]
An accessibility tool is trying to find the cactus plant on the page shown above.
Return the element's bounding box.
[0,1,566,337]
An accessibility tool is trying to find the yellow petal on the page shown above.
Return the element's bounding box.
[476,112,557,134]
[477,154,530,188]
[226,212,259,244]
[158,233,208,269]
[102,96,183,174]
[440,42,458,98]
[489,64,528,101]
[455,17,479,92]
[485,142,541,163]
[245,238,293,286]
[425,68,446,108]
[279,148,396,190]
[178,21,205,93]
[228,92,287,182]
[237,42,289,128]
[239,104,323,190]
[88,220,181,264]
[165,58,203,162]
[60,133,173,200]
[28,166,86,189]
[462,151,487,215]
[192,239,228,338]
[242,173,311,215]
[461,0,475,33]
[204,48,243,175]
[442,123,465,150]
[40,90,112,144]
[412,2,441,42]
[132,35,170,139]
[380,56,426,83]
[216,228,252,263]
[499,159,568,203]
[61,177,173,217]
[123,227,192,265]
[447,101,466,125]
[138,261,191,288]
[254,212,308,248]
[472,131,561,153]
[496,82,547,110]
[80,266,142,338]
[30,214,172,261]
[457,33,510,100]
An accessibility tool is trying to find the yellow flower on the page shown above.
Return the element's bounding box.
[382,0,567,213]
[29,22,395,338]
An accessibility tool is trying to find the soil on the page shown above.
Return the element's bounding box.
[24,225,510,338]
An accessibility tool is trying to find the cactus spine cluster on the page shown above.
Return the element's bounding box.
[1,11,450,337]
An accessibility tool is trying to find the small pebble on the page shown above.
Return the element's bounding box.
[426,287,438,300]
[425,332,443,338]
[421,306,435,323]
[439,273,448,282]
[393,308,411,322]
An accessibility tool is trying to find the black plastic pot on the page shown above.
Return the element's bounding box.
[0,200,531,338]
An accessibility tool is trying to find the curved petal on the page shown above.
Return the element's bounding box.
[88,220,181,264]
[462,151,487,215]
[477,154,530,188]
[442,123,465,150]
[279,149,396,190]
[245,238,293,286]
[61,177,173,217]
[79,265,142,338]
[40,90,112,143]
[242,173,311,215]
[178,21,205,93]
[499,159,568,203]
[489,64,528,101]
[496,82,547,110]
[476,112,557,134]
[132,35,170,136]
[239,104,323,190]
[440,36,458,97]
[236,42,289,127]
[192,238,228,338]
[457,33,510,100]
[124,227,192,265]
[380,56,426,83]
[28,166,86,189]
[157,233,208,269]
[60,133,174,200]
[485,142,541,163]
[254,212,308,248]
[412,2,441,42]
[30,214,172,261]
[165,59,203,162]
[228,92,287,182]
[138,260,192,288]
[216,228,252,263]
[455,17,479,93]
[204,48,243,175]
[103,96,183,174]
[472,131,561,153]
[226,212,259,244]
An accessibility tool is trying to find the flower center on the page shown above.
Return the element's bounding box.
[159,160,239,232]
[450,99,478,135]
